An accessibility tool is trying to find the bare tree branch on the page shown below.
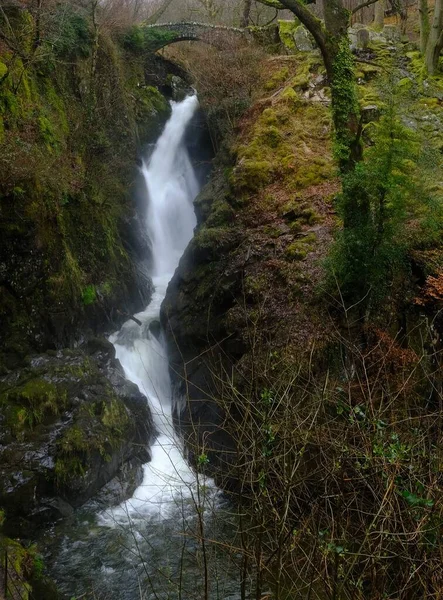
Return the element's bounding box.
[352,0,380,15]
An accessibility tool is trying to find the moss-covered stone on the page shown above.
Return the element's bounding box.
[286,233,317,260]
[0,340,154,525]
[1,378,64,437]
[278,20,300,52]
[264,66,289,91]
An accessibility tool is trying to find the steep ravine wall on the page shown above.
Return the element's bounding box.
[0,4,188,542]
[161,46,443,486]
[0,6,173,369]
[161,53,338,478]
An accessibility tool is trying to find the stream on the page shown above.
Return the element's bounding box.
[43,96,241,600]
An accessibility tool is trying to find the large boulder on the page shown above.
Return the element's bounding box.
[294,26,314,52]
[383,24,401,42]
[0,339,155,531]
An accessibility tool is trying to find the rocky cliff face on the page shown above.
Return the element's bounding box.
[0,4,186,530]
[0,4,173,369]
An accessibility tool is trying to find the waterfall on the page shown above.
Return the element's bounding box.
[107,95,202,520]
[45,96,234,600]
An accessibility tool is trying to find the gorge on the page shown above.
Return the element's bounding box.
[1,1,443,599]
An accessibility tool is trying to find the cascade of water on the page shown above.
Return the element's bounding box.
[46,96,235,600]
[106,95,203,521]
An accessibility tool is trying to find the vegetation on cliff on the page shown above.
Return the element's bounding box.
[161,8,443,599]
[0,1,171,368]
[2,0,443,599]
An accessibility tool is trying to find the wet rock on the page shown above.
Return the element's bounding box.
[0,339,155,532]
[149,319,162,340]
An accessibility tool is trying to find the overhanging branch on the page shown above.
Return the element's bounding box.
[352,0,379,15]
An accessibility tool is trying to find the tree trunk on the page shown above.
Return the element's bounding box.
[419,0,430,54]
[241,0,253,27]
[321,1,362,170]
[425,0,443,74]
[374,0,385,29]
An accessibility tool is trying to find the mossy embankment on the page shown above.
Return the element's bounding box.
[162,52,339,460]
[162,33,443,474]
[0,4,174,369]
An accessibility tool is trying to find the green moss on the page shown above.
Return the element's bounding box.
[282,200,322,225]
[44,79,69,134]
[206,199,235,227]
[0,61,8,79]
[397,77,414,91]
[54,456,85,483]
[102,397,129,432]
[355,62,381,81]
[233,159,272,192]
[38,115,58,149]
[259,125,283,148]
[286,233,317,260]
[261,108,279,126]
[406,51,427,79]
[54,395,129,484]
[82,284,96,306]
[291,55,322,90]
[58,426,85,453]
[281,86,302,107]
[263,225,283,238]
[194,226,232,250]
[265,67,289,91]
[124,25,177,53]
[278,20,299,51]
[418,97,440,108]
[1,379,64,434]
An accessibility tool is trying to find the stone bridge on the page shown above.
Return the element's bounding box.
[141,22,252,52]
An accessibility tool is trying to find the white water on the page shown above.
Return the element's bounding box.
[106,95,205,522]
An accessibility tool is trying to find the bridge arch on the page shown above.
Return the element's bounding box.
[136,22,251,52]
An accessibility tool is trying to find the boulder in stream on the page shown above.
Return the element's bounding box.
[0,338,155,532]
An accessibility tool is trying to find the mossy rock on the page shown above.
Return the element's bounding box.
[281,86,302,107]
[265,67,290,91]
[233,159,273,192]
[278,20,300,52]
[286,233,317,260]
[0,341,154,526]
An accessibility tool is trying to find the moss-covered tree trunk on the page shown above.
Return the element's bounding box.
[424,0,443,74]
[419,0,430,53]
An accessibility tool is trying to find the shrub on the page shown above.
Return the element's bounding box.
[327,100,443,309]
[46,4,92,58]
